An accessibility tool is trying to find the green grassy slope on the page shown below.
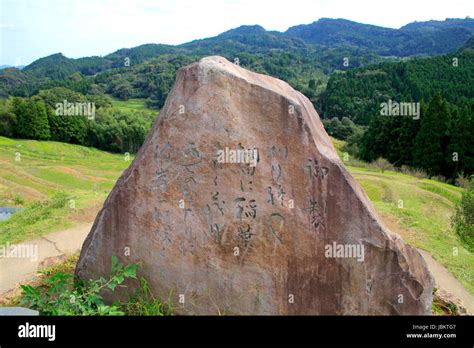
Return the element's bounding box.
[0,136,133,244]
[109,96,157,114]
[331,137,472,294]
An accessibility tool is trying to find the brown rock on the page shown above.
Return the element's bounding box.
[38,254,67,270]
[75,56,434,315]
[433,288,468,315]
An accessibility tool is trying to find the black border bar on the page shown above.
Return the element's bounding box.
[0,315,472,346]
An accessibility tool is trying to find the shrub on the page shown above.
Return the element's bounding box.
[322,117,363,141]
[372,157,394,173]
[455,172,471,189]
[400,165,429,179]
[451,177,474,252]
[13,194,25,206]
[20,256,138,315]
[119,277,171,316]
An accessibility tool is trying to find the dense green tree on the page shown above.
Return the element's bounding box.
[112,81,133,100]
[360,113,392,162]
[412,94,450,176]
[47,112,88,145]
[451,177,474,251]
[87,108,154,153]
[12,97,50,140]
[393,107,421,165]
[360,95,472,181]
[0,98,17,137]
[447,105,474,178]
[322,117,362,140]
[37,87,89,144]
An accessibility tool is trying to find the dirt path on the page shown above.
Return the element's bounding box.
[417,249,474,314]
[380,214,474,313]
[0,223,92,294]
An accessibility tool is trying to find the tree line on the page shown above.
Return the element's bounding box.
[320,50,474,125]
[0,87,155,153]
[360,94,473,180]
[321,48,474,181]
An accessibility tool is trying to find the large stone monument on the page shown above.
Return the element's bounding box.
[76,56,434,314]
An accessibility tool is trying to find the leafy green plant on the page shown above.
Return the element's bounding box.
[20,256,137,315]
[119,277,172,316]
[451,177,474,252]
[372,157,394,174]
[13,194,25,206]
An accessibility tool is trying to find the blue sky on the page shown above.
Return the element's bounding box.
[1,0,473,66]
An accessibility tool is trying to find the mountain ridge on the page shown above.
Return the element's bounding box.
[5,17,473,75]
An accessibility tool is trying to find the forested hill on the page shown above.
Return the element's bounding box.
[1,17,473,101]
[286,18,474,56]
[461,35,474,50]
[320,44,473,181]
[321,45,474,125]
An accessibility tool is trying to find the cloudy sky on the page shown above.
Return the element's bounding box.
[1,0,473,66]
